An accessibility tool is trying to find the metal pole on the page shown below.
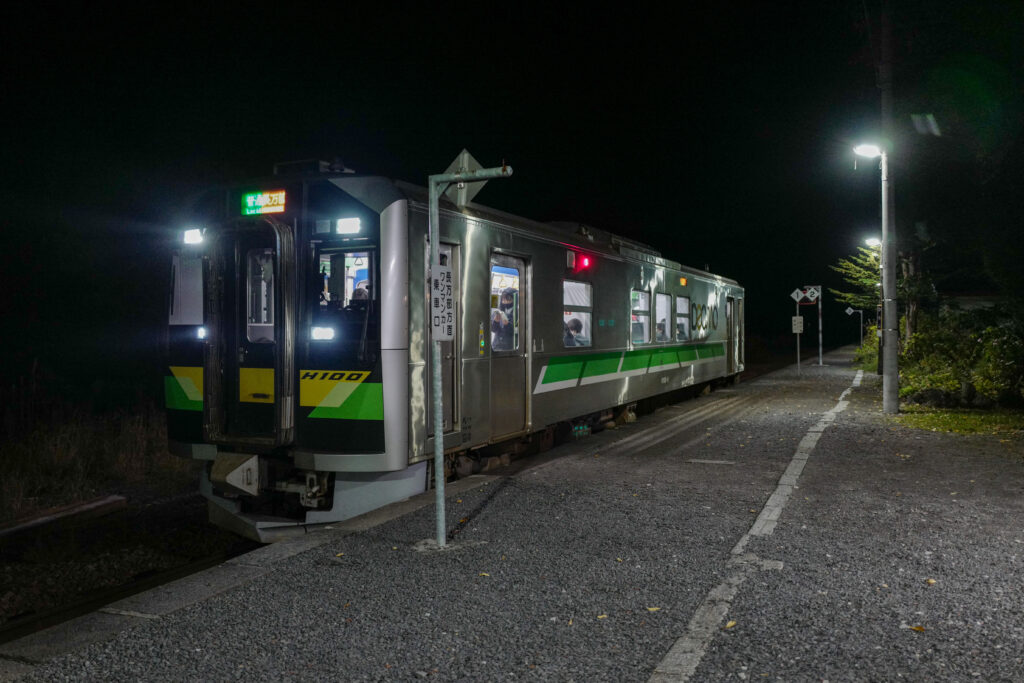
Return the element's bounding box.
[817,292,823,365]
[427,164,512,547]
[795,301,801,376]
[880,152,899,413]
[858,310,863,347]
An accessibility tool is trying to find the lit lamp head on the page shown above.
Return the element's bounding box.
[854,144,883,158]
[865,237,881,248]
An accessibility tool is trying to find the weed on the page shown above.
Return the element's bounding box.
[896,404,1024,438]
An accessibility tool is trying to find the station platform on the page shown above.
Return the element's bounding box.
[5,348,1024,681]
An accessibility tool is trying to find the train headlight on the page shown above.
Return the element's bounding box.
[311,326,336,341]
[197,326,208,340]
[183,228,204,244]
[336,218,361,235]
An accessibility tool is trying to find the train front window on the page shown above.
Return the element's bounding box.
[312,248,378,352]
[319,250,374,308]
[247,248,275,343]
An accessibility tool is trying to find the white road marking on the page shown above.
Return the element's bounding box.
[650,370,864,682]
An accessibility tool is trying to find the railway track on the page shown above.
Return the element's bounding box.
[0,493,259,646]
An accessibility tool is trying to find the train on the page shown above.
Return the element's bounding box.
[165,156,745,541]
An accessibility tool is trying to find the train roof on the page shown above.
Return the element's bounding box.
[392,181,739,287]
[230,162,739,287]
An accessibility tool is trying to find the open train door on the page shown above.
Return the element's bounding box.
[205,217,295,449]
[489,255,529,438]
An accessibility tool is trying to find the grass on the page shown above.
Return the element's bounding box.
[1,371,200,525]
[895,404,1024,438]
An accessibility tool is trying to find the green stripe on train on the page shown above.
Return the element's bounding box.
[581,352,622,378]
[308,383,384,420]
[542,356,586,384]
[164,376,202,411]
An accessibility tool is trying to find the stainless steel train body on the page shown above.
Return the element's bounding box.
[166,164,745,541]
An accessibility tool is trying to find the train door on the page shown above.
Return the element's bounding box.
[489,255,528,438]
[206,218,295,446]
[726,295,736,374]
[427,244,459,435]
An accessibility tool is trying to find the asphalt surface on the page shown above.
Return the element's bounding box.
[5,348,1023,682]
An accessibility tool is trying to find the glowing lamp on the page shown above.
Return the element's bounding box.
[336,217,361,234]
[854,144,882,158]
[311,327,336,341]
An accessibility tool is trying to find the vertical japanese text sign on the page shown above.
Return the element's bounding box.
[431,265,455,340]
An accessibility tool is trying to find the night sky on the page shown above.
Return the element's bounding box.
[3,2,1022,394]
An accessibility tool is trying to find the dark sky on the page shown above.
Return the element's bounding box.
[3,2,1022,385]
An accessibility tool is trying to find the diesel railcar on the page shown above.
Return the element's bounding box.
[166,160,744,541]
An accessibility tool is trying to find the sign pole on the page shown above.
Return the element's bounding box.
[796,302,801,375]
[427,162,512,548]
[817,290,823,365]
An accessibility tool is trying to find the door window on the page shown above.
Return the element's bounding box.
[490,264,520,352]
[247,248,275,343]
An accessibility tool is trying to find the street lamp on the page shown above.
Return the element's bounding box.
[855,143,898,414]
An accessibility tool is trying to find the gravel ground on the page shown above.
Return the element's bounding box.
[18,349,1024,681]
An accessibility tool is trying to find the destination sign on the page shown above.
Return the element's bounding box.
[242,190,286,215]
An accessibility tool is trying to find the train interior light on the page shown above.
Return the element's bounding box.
[336,217,361,234]
[183,228,204,244]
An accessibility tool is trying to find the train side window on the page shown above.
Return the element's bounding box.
[562,280,592,348]
[655,293,670,342]
[246,248,275,343]
[676,295,691,341]
[489,264,520,352]
[631,290,650,344]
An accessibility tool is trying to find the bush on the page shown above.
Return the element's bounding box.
[973,323,1024,405]
[900,307,1024,407]
[0,366,199,523]
[853,324,879,372]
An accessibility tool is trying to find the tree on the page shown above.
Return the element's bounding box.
[828,245,883,313]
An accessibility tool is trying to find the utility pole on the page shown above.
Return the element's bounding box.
[879,0,899,414]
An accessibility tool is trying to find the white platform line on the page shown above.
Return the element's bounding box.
[650,370,863,682]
